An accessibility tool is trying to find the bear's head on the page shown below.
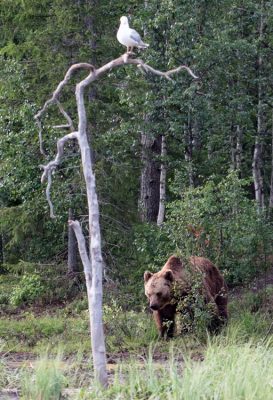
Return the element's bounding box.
[144,269,174,310]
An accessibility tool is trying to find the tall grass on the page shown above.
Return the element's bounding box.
[180,340,273,400]
[80,341,273,400]
[21,352,65,400]
[2,291,273,399]
[78,319,273,400]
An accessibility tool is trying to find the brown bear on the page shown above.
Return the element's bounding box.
[144,255,228,338]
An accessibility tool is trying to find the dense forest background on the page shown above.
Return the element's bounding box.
[1,0,273,292]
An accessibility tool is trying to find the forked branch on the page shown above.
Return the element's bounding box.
[34,63,94,154]
[37,54,198,217]
[36,53,198,388]
[40,131,79,218]
[54,100,75,131]
[135,60,199,81]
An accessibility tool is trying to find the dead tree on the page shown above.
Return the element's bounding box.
[34,54,198,388]
[0,234,3,273]
[252,0,265,209]
[269,110,273,213]
[157,134,167,226]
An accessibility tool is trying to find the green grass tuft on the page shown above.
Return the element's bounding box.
[21,352,66,400]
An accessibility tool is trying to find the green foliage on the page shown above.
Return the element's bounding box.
[5,260,39,275]
[1,260,86,308]
[0,57,68,264]
[166,171,273,283]
[10,274,46,306]
[133,223,173,274]
[0,274,17,305]
[0,264,85,315]
[1,283,273,398]
[0,314,70,351]
[0,0,273,283]
[178,341,273,400]
[103,299,157,351]
[174,272,218,338]
[21,352,65,400]
[131,172,273,287]
[78,339,273,399]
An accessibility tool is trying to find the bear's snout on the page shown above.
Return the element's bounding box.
[150,304,160,311]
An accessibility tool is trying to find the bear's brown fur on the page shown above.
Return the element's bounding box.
[144,255,228,338]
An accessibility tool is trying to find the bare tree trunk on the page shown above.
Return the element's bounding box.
[0,234,4,273]
[236,124,242,171]
[67,208,78,274]
[139,132,161,222]
[252,2,265,209]
[35,55,197,388]
[184,114,194,187]
[157,135,167,226]
[75,75,107,386]
[139,2,161,224]
[230,124,242,171]
[230,123,236,170]
[269,110,273,211]
[252,137,264,208]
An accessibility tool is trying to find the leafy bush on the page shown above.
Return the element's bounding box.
[166,171,273,284]
[4,260,38,275]
[2,262,85,307]
[103,299,157,351]
[133,223,173,270]
[174,272,220,338]
[10,274,46,306]
[132,172,272,288]
[0,292,10,305]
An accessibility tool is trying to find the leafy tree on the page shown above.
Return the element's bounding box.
[0,0,273,286]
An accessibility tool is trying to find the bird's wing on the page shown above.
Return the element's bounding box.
[129,28,142,44]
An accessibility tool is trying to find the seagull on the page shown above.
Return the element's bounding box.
[117,16,149,53]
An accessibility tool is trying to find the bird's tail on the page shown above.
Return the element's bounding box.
[138,42,149,49]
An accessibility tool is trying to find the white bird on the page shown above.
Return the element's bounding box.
[117,16,149,53]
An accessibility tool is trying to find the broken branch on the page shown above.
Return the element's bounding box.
[40,131,78,217]
[35,63,94,154]
[68,220,91,276]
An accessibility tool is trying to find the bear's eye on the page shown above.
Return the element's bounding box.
[157,292,162,297]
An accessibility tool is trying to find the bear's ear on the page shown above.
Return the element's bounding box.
[144,271,153,283]
[163,269,174,282]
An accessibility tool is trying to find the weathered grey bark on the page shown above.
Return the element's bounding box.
[139,132,161,222]
[67,208,78,274]
[230,124,242,171]
[252,128,264,208]
[0,234,4,273]
[269,110,273,211]
[230,125,236,170]
[35,54,197,388]
[252,98,265,207]
[184,113,194,187]
[157,135,167,226]
[235,124,242,171]
[252,2,265,208]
